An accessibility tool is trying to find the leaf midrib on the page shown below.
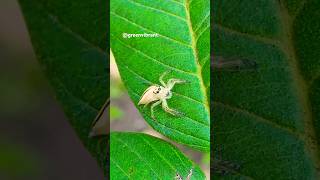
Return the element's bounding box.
[184,0,210,115]
[214,0,320,175]
[277,0,320,173]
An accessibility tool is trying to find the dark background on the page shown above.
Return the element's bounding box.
[0,1,104,179]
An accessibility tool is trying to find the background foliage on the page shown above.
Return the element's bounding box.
[213,0,320,178]
[18,0,109,175]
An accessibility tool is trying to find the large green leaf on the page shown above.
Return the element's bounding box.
[110,132,205,179]
[110,0,210,152]
[213,0,320,179]
[18,0,108,174]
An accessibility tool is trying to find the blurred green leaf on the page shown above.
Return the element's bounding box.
[213,0,320,178]
[18,0,108,174]
[110,132,205,179]
[0,141,40,178]
[110,79,125,99]
[110,105,124,121]
[110,0,210,152]
[201,152,210,165]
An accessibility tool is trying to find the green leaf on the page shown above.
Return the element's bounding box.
[110,132,205,179]
[110,0,210,152]
[213,0,320,178]
[18,0,108,174]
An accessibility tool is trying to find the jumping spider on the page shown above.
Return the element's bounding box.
[138,71,187,120]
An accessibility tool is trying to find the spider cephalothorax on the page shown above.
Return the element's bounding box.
[138,71,187,120]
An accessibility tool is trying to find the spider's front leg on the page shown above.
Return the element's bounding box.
[166,78,188,90]
[159,70,171,87]
[186,168,193,180]
[161,99,184,117]
[150,100,162,120]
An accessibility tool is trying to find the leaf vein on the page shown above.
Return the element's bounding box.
[214,23,281,48]
[141,136,176,171]
[116,60,209,114]
[168,0,184,6]
[194,12,210,33]
[110,11,191,47]
[213,101,302,139]
[131,90,210,144]
[110,158,131,178]
[113,136,161,179]
[111,34,195,75]
[277,0,320,171]
[47,14,106,55]
[196,25,209,42]
[128,85,210,127]
[56,79,99,112]
[127,0,186,22]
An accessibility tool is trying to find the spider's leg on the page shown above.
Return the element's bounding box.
[159,70,171,87]
[167,78,188,90]
[161,99,184,116]
[160,71,170,86]
[186,168,193,180]
[150,100,161,120]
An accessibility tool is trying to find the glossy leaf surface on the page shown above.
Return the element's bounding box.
[110,132,205,179]
[213,0,320,178]
[111,0,210,152]
[19,0,108,174]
